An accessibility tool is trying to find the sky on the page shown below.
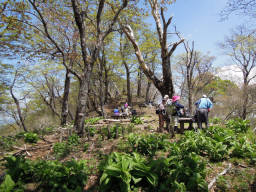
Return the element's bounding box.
[149,0,249,67]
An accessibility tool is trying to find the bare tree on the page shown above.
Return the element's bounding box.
[121,0,184,97]
[71,0,128,135]
[220,25,256,119]
[221,0,256,19]
[16,0,79,126]
[9,70,28,132]
[181,40,197,113]
[175,49,215,111]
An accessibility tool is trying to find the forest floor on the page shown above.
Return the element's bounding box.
[0,97,256,191]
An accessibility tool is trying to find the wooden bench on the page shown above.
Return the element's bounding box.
[178,117,194,133]
[111,114,129,119]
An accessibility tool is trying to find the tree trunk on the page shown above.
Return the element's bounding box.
[241,85,248,119]
[98,52,105,118]
[10,74,27,132]
[122,24,183,98]
[188,86,193,114]
[145,80,151,103]
[187,66,193,113]
[162,56,174,96]
[137,67,142,97]
[103,59,109,104]
[124,62,132,106]
[61,69,71,126]
[71,0,128,134]
[104,71,109,104]
[74,76,90,136]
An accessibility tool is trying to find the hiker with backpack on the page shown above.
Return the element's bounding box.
[165,95,184,138]
[194,94,213,129]
[156,98,167,133]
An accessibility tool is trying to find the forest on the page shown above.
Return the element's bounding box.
[0,0,256,191]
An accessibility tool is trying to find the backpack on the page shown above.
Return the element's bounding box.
[165,102,176,116]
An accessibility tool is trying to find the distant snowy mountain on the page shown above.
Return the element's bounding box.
[216,65,256,86]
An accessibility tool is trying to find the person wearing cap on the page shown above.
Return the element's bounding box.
[165,95,184,138]
[157,97,167,132]
[194,94,213,129]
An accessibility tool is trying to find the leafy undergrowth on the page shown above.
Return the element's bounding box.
[0,115,256,191]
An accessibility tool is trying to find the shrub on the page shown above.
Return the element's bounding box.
[67,134,80,146]
[2,156,88,191]
[126,123,135,133]
[83,143,90,152]
[131,116,143,125]
[176,130,228,162]
[33,159,88,191]
[100,152,157,192]
[0,174,15,192]
[40,127,54,135]
[226,118,250,133]
[215,176,229,192]
[210,117,222,124]
[100,151,207,192]
[231,136,256,163]
[101,124,123,139]
[128,133,170,157]
[0,136,17,151]
[85,126,96,137]
[84,117,101,125]
[15,132,26,139]
[24,132,39,143]
[205,126,235,148]
[53,142,70,159]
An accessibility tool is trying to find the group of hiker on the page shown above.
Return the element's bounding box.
[113,102,132,117]
[157,94,213,137]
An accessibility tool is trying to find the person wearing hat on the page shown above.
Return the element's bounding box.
[194,94,213,129]
[157,97,167,132]
[165,95,184,138]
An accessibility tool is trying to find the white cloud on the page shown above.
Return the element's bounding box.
[216,65,256,86]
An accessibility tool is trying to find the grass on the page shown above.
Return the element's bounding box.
[0,113,256,191]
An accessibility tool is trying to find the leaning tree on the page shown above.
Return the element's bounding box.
[120,0,184,97]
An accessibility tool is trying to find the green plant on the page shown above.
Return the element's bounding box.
[83,143,90,152]
[0,136,17,151]
[128,133,170,157]
[15,132,25,139]
[231,136,256,163]
[0,174,15,192]
[127,123,135,133]
[150,152,207,192]
[24,132,39,143]
[40,127,54,135]
[3,155,34,183]
[100,152,157,192]
[84,117,101,125]
[100,124,122,139]
[131,116,143,125]
[3,156,88,191]
[215,176,229,192]
[67,133,80,146]
[226,118,250,133]
[205,126,235,147]
[210,117,222,124]
[53,142,70,159]
[33,159,88,191]
[85,126,96,137]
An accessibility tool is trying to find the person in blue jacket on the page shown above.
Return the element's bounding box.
[113,107,120,116]
[194,94,213,129]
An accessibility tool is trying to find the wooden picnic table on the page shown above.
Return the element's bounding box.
[111,114,129,119]
[178,117,194,133]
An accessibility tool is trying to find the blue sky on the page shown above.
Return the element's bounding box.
[148,0,248,67]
